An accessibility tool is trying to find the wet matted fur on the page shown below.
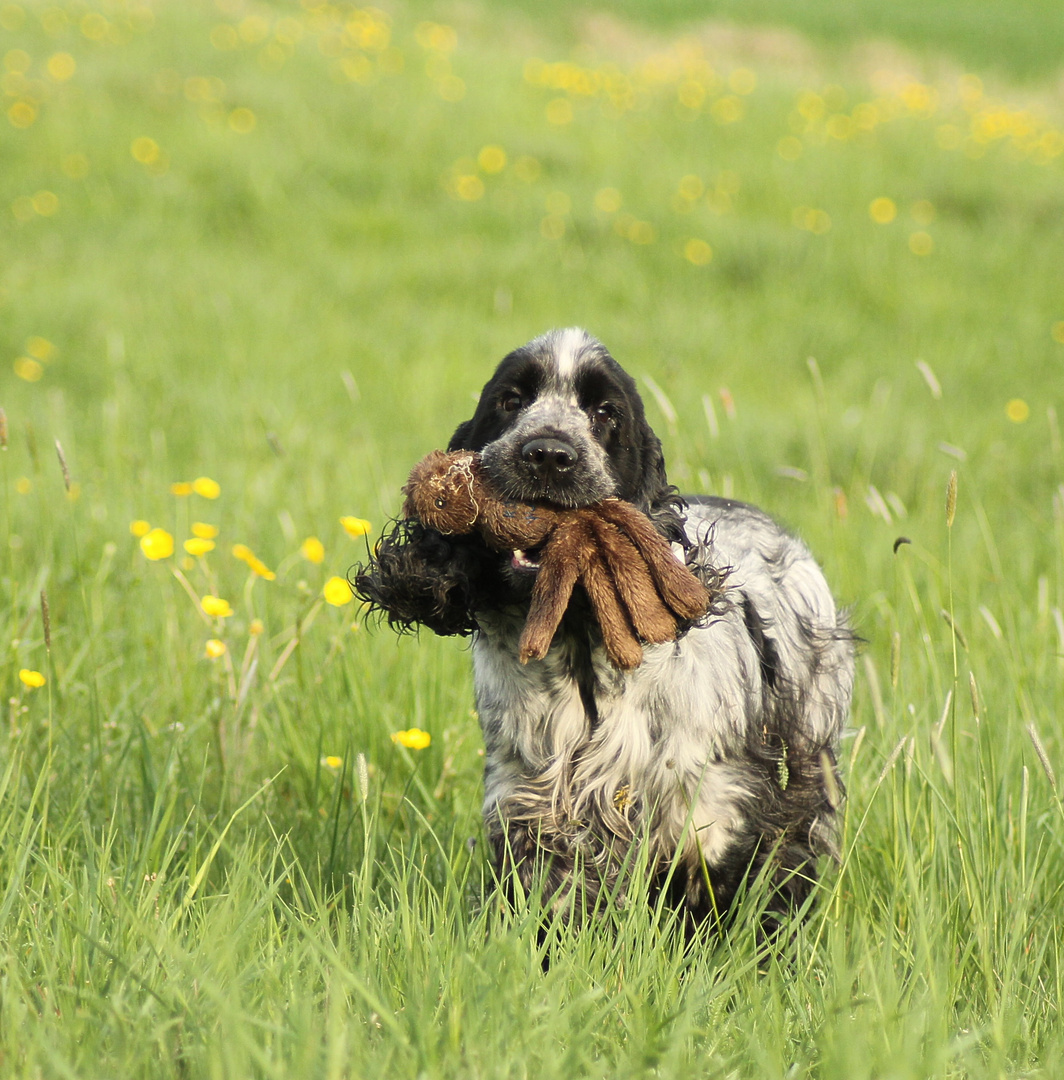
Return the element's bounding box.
[356,328,855,931]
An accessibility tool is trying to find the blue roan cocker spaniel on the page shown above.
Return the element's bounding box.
[357,329,854,933]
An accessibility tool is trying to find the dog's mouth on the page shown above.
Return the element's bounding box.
[510,541,546,574]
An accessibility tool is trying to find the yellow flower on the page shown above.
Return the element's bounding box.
[249,618,265,636]
[228,107,256,133]
[201,595,234,618]
[391,728,431,750]
[340,516,372,538]
[131,137,160,164]
[300,536,325,564]
[1006,399,1030,423]
[193,476,221,499]
[8,101,37,128]
[477,145,507,173]
[323,755,343,769]
[16,478,32,495]
[171,482,193,496]
[19,669,46,689]
[140,527,174,561]
[909,231,934,256]
[46,52,76,81]
[232,544,275,580]
[869,197,897,224]
[249,557,274,580]
[14,358,43,382]
[184,537,215,556]
[130,519,151,537]
[26,337,56,361]
[684,239,713,266]
[192,522,219,539]
[323,576,353,606]
[205,638,227,658]
[593,187,623,213]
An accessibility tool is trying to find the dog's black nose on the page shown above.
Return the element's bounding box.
[521,437,577,476]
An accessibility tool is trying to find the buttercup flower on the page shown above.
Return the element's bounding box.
[19,669,46,689]
[192,522,219,539]
[249,618,265,636]
[323,755,343,769]
[301,536,325,564]
[323,576,353,606]
[193,476,221,499]
[205,639,227,658]
[201,595,234,618]
[14,358,44,382]
[684,238,713,265]
[340,516,372,538]
[130,519,151,537]
[140,527,174,560]
[184,538,215,556]
[391,728,431,750]
[171,482,193,496]
[869,197,897,223]
[26,337,55,361]
[231,544,276,580]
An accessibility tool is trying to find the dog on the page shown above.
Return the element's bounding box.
[356,328,854,932]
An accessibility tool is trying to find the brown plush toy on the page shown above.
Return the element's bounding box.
[402,449,711,669]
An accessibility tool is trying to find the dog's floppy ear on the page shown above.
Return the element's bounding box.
[632,427,671,506]
[630,423,689,546]
[448,418,476,452]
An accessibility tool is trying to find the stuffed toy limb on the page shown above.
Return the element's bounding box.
[401,449,712,669]
[591,499,711,619]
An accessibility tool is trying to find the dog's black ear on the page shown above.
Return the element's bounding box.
[620,422,669,509]
[448,419,476,452]
[635,428,670,504]
[632,425,689,546]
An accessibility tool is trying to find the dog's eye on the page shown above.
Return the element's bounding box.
[434,496,447,509]
[499,392,523,413]
[593,403,616,424]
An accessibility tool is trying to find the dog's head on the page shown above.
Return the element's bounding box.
[355,330,687,633]
[447,329,678,525]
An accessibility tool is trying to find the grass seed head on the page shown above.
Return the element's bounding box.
[55,439,71,492]
[969,671,981,720]
[40,590,50,651]
[1026,723,1057,792]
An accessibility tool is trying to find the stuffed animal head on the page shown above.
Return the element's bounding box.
[402,450,481,534]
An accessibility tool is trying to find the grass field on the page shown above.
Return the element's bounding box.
[2,0,1064,1075]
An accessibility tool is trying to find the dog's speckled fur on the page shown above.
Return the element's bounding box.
[356,329,854,931]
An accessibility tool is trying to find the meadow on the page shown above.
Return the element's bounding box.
[1,0,1064,1075]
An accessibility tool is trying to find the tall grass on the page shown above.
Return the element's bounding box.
[1,0,1063,1075]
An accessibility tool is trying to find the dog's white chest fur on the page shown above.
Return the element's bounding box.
[472,502,854,875]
